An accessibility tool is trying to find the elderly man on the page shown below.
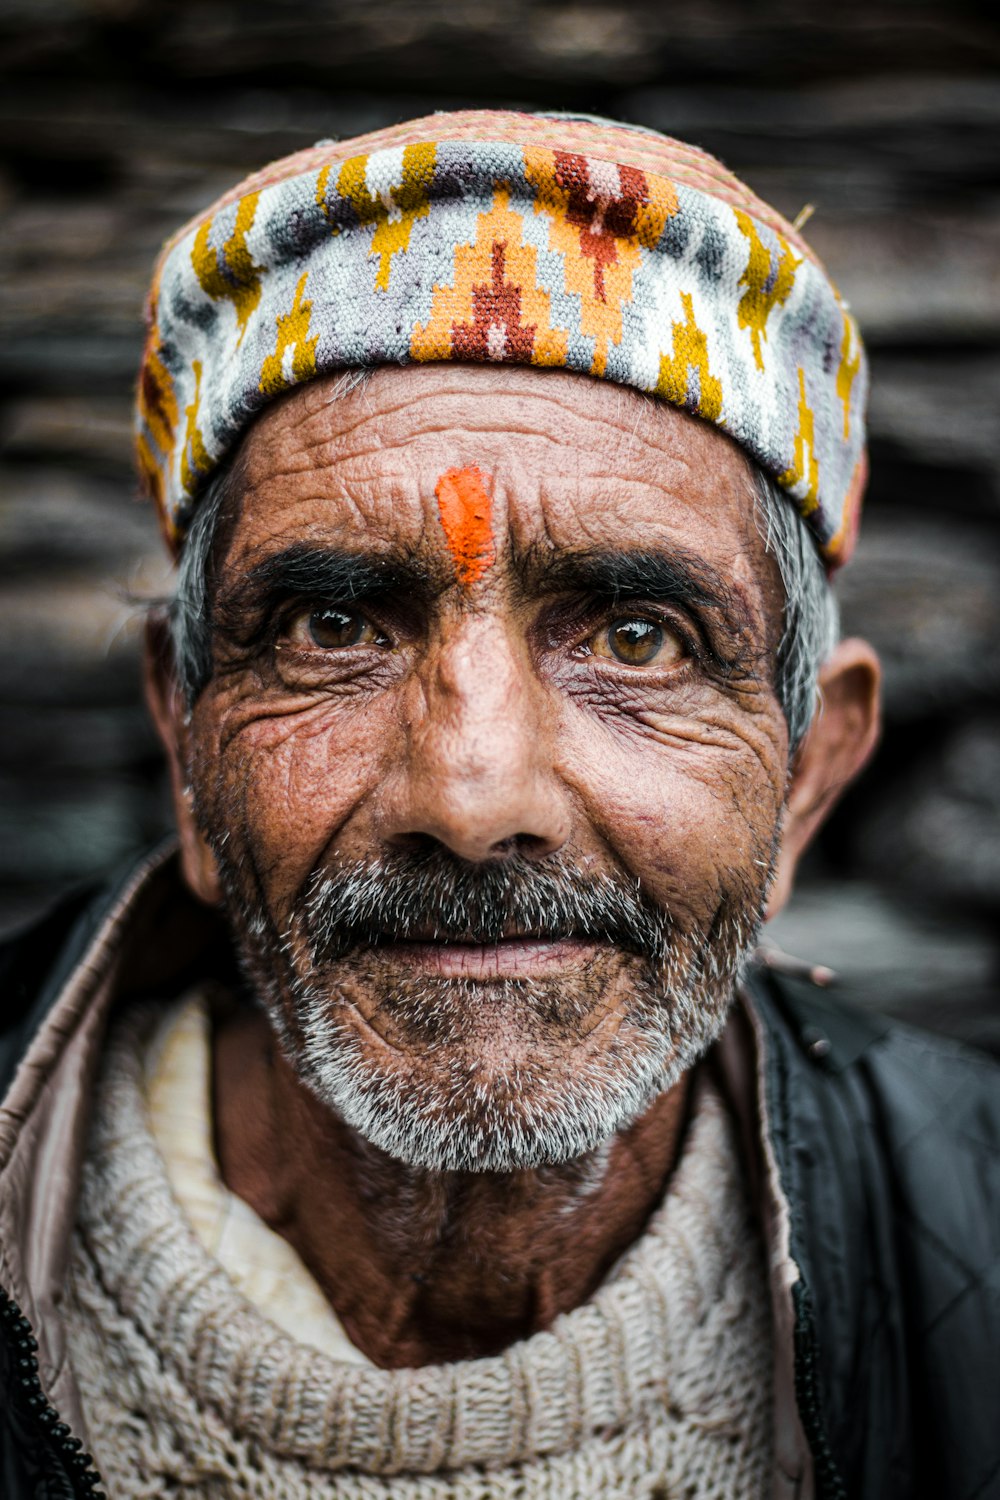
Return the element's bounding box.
[0,110,997,1500]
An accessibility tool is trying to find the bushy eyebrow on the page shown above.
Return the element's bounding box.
[521,543,755,624]
[517,545,728,609]
[212,543,432,641]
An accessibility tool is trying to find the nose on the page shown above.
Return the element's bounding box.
[377,616,572,863]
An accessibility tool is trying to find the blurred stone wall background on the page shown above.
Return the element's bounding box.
[1,0,998,1048]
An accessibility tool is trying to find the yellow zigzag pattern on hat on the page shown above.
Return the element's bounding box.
[656,292,723,421]
[260,273,319,396]
[782,368,820,511]
[734,210,801,373]
[191,194,263,341]
[322,144,437,292]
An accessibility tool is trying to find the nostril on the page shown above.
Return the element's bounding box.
[387,831,452,863]
[491,833,552,860]
[386,830,560,865]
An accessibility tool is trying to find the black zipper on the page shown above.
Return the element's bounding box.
[753,969,849,1500]
[0,1283,106,1498]
[792,1270,847,1500]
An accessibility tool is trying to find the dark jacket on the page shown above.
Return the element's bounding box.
[0,849,998,1500]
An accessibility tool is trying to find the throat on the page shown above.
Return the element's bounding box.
[212,1003,692,1369]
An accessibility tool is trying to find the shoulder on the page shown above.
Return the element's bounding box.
[748,963,1000,1498]
[0,844,230,1109]
[0,844,174,1102]
[752,961,1000,1146]
[750,962,1000,1238]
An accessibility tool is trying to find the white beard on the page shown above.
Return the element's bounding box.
[215,850,772,1173]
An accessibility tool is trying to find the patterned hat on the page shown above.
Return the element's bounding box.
[136,109,867,566]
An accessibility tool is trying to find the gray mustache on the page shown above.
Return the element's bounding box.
[302,850,674,964]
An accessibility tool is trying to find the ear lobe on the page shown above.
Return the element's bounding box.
[144,614,223,907]
[766,637,881,920]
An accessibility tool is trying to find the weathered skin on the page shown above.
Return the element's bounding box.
[148,362,879,1368]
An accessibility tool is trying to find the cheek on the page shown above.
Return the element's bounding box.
[194,697,385,904]
[556,705,786,921]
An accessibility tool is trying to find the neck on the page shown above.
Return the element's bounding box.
[212,1004,692,1369]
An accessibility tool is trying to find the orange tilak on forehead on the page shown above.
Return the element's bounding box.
[434,465,496,589]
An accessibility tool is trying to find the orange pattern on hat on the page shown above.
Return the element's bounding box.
[525,149,678,377]
[412,189,568,367]
[435,466,496,589]
[180,360,211,497]
[135,339,178,510]
[138,345,178,456]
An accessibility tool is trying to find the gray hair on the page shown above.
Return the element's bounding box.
[752,469,840,749]
[167,433,838,754]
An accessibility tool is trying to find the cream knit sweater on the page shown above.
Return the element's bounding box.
[65,1000,773,1498]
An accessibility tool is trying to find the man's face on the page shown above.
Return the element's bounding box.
[182,364,790,1171]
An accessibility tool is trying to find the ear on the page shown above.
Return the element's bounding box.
[766,637,881,920]
[144,613,223,907]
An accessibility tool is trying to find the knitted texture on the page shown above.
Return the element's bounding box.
[136,109,867,567]
[65,1001,774,1499]
[147,993,373,1365]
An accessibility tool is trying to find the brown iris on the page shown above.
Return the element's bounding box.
[591,616,682,667]
[288,606,380,650]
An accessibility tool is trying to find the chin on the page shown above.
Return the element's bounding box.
[282,979,715,1173]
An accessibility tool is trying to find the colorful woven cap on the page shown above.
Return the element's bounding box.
[136,109,868,566]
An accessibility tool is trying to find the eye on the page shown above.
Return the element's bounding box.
[285,605,383,650]
[589,615,685,667]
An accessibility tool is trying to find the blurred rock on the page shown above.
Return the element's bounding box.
[867,353,1000,501]
[630,76,1000,206]
[836,517,1000,717]
[811,216,1000,345]
[0,465,161,571]
[0,572,154,703]
[1,396,135,470]
[854,715,1000,908]
[0,771,164,883]
[0,701,158,773]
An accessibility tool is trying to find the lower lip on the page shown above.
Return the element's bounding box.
[373,937,602,978]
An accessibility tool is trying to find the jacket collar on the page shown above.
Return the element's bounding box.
[0,843,220,1435]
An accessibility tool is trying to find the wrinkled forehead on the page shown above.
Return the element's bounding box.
[226,364,765,573]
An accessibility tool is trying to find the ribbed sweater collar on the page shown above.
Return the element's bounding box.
[74,1000,768,1479]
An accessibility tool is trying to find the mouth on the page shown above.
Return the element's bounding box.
[362,934,605,979]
